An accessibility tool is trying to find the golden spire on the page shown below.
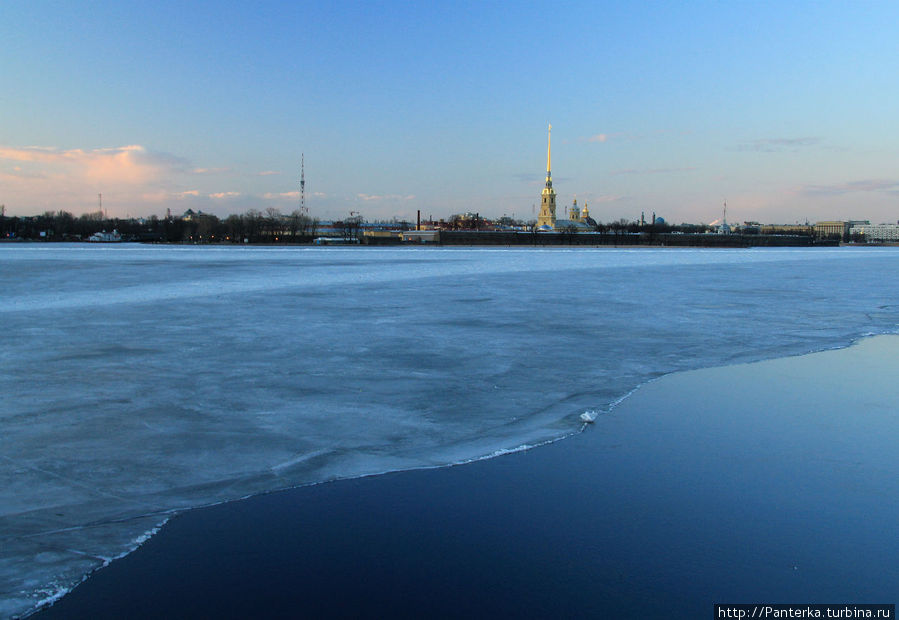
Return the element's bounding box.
[546,123,552,177]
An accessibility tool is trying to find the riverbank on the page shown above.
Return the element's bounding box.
[33,335,899,618]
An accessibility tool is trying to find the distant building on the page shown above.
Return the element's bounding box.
[553,197,595,231]
[569,197,581,221]
[850,223,899,242]
[88,230,122,242]
[536,124,557,230]
[401,230,439,243]
[717,201,731,234]
[181,209,215,222]
[814,221,848,238]
[535,126,596,232]
[760,224,813,235]
[582,202,594,224]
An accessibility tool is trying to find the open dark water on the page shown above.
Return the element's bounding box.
[31,440,699,618]
[34,337,899,619]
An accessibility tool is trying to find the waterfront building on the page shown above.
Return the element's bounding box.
[850,223,899,242]
[760,224,813,235]
[814,221,849,238]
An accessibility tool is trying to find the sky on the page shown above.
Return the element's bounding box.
[2,0,898,224]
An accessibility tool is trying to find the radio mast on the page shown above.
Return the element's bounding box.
[300,154,306,214]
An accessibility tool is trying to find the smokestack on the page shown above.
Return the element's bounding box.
[417,210,421,231]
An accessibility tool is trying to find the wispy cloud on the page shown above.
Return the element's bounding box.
[209,191,241,199]
[138,189,199,202]
[140,191,170,202]
[798,179,899,197]
[192,167,231,175]
[736,137,822,152]
[263,191,300,199]
[1,166,49,180]
[262,190,327,204]
[580,132,639,143]
[356,193,415,201]
[610,167,697,176]
[257,170,280,176]
[591,194,624,203]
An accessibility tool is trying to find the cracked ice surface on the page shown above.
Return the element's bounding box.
[2,245,899,617]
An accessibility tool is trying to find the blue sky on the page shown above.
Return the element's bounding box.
[2,1,898,224]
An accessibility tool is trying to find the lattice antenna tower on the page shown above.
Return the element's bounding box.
[300,154,306,214]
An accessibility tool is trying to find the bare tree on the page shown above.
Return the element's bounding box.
[343,214,364,241]
[244,209,262,242]
[265,207,282,241]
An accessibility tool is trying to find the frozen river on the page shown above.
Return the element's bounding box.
[2,244,898,617]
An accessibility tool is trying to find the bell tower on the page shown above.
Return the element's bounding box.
[536,124,556,229]
[569,196,581,221]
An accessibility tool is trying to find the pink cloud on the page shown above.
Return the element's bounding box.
[0,144,189,185]
[580,131,640,143]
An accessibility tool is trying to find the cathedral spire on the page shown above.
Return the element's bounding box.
[546,123,552,180]
[537,124,557,230]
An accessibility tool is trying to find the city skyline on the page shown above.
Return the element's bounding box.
[2,1,898,224]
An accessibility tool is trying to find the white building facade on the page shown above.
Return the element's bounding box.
[850,223,899,242]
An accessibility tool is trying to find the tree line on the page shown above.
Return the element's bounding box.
[0,208,321,243]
